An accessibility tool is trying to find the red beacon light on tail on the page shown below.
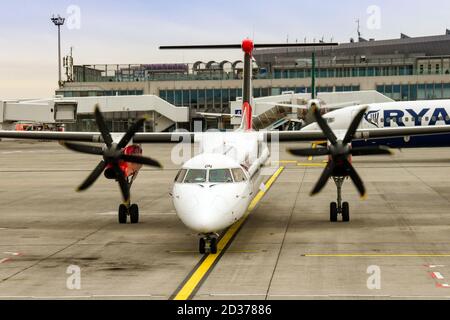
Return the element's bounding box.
[241,39,254,55]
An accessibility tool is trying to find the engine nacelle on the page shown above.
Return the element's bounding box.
[104,144,143,180]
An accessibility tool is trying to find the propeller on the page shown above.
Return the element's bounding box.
[62,105,162,203]
[289,106,392,197]
[159,42,338,50]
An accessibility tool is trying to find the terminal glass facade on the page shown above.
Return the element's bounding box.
[376,83,450,101]
[157,86,360,109]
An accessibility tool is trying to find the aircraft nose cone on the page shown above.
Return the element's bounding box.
[193,195,230,230]
[173,186,238,233]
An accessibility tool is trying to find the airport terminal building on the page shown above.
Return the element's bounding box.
[56,32,450,131]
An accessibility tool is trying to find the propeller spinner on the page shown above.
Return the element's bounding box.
[62,105,162,203]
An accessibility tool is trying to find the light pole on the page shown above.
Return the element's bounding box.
[51,14,65,87]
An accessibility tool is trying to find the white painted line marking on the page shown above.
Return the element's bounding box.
[96,212,117,216]
[259,183,267,192]
[433,272,445,280]
[1,150,59,155]
[0,295,167,299]
[96,212,177,216]
[3,252,22,257]
[270,294,450,298]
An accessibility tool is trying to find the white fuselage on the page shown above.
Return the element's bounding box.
[305,99,450,132]
[171,131,269,234]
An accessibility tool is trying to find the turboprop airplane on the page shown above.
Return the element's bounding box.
[2,39,450,254]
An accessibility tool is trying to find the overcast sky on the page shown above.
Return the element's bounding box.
[0,0,449,98]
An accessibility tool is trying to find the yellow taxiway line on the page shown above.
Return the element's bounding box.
[297,163,327,168]
[172,166,285,301]
[308,143,317,161]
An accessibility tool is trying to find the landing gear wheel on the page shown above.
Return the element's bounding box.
[199,238,206,255]
[330,202,338,222]
[210,238,218,254]
[129,204,139,224]
[342,202,350,222]
[118,204,128,224]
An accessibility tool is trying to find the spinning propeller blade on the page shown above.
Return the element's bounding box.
[311,161,335,196]
[61,105,162,203]
[289,106,391,198]
[77,161,107,192]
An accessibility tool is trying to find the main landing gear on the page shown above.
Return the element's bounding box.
[117,177,140,224]
[330,177,350,223]
[199,234,218,255]
[118,203,140,224]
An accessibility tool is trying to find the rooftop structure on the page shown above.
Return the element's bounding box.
[57,32,450,131]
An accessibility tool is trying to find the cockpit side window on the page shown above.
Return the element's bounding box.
[174,169,187,183]
[184,169,207,183]
[231,168,247,182]
[209,169,234,183]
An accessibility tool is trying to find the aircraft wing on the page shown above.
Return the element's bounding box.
[0,131,195,144]
[0,131,103,142]
[2,125,450,144]
[354,125,450,140]
[266,125,450,142]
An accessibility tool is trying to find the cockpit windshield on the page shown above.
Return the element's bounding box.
[184,169,207,183]
[174,169,187,183]
[177,168,247,184]
[209,169,233,183]
[231,168,247,182]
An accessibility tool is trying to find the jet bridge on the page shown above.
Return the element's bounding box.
[230,90,394,129]
[0,98,77,130]
[1,95,190,133]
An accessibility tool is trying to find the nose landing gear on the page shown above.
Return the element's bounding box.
[199,234,218,254]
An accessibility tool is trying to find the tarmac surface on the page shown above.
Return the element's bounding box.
[1,140,450,300]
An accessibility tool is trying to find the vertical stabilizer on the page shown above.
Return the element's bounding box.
[241,39,254,131]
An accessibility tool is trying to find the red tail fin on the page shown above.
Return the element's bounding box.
[243,102,253,131]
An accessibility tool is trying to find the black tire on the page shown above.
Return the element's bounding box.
[330,202,338,222]
[342,202,350,222]
[129,204,139,224]
[210,238,218,254]
[118,204,128,224]
[199,238,206,255]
